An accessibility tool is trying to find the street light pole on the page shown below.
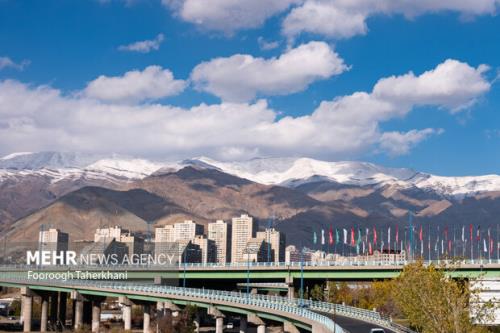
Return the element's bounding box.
[183,245,187,288]
[300,246,304,307]
[246,246,250,296]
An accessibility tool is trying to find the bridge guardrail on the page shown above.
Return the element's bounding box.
[0,276,344,333]
[0,259,497,271]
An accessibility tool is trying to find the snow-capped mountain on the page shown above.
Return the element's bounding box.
[1,152,500,197]
[186,157,500,198]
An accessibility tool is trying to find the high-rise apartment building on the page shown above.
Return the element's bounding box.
[256,228,285,263]
[192,235,216,264]
[174,220,204,242]
[154,225,175,257]
[94,226,122,243]
[94,226,143,257]
[39,228,69,254]
[208,220,231,264]
[231,214,256,263]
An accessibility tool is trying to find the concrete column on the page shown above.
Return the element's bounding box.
[156,301,164,317]
[215,316,224,333]
[284,321,300,333]
[239,316,247,333]
[286,276,294,300]
[22,295,33,333]
[40,296,49,332]
[91,300,101,333]
[123,304,132,330]
[120,296,133,331]
[74,299,84,330]
[143,304,151,333]
[257,324,266,333]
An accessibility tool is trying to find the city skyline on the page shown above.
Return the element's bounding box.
[1,1,500,176]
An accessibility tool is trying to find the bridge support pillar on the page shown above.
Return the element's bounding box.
[284,321,300,333]
[71,291,85,330]
[286,276,294,300]
[40,294,49,332]
[143,304,151,333]
[239,316,247,333]
[91,299,101,333]
[248,313,266,333]
[119,296,133,331]
[208,306,225,333]
[215,316,224,333]
[21,287,33,333]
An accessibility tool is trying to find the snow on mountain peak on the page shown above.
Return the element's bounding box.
[1,152,499,197]
[85,158,165,179]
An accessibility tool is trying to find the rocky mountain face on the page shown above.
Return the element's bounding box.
[2,152,500,246]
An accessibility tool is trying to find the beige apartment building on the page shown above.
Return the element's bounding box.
[208,220,231,264]
[231,214,256,263]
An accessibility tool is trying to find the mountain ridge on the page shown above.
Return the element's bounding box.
[1,152,499,198]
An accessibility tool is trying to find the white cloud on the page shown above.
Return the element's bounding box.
[0,60,490,160]
[0,56,30,71]
[283,1,367,40]
[257,37,280,51]
[163,0,301,33]
[282,0,500,40]
[118,33,165,53]
[372,59,491,112]
[379,128,443,156]
[191,41,348,102]
[83,65,186,104]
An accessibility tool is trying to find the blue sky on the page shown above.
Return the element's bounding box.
[0,0,499,176]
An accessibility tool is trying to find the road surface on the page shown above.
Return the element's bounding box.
[326,313,399,333]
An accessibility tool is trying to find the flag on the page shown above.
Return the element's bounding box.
[336,228,340,244]
[343,229,348,244]
[388,227,391,249]
[351,228,355,246]
[477,225,481,241]
[373,227,378,245]
[461,226,465,242]
[419,225,423,242]
[484,239,488,253]
[357,228,362,245]
[313,231,317,245]
[329,226,334,245]
[395,225,399,243]
[368,242,373,255]
[448,240,452,254]
[321,229,325,245]
[470,224,473,242]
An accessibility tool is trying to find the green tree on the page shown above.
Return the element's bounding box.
[392,261,495,333]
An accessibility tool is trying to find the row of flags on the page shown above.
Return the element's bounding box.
[311,224,499,258]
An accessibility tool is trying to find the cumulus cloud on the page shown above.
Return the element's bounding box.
[0,59,490,160]
[0,56,30,71]
[257,37,280,51]
[118,33,165,53]
[372,59,491,112]
[163,0,301,33]
[379,128,444,156]
[191,41,348,102]
[282,0,500,40]
[83,66,186,104]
